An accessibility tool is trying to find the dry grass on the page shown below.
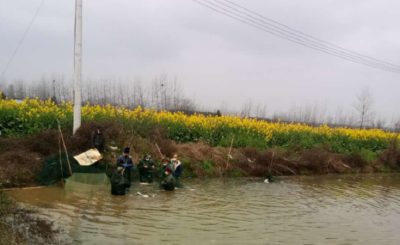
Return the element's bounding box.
[1,121,400,188]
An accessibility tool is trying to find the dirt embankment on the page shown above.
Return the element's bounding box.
[0,121,399,188]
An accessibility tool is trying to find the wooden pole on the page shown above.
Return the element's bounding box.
[393,133,399,166]
[269,138,278,173]
[155,143,164,159]
[225,134,235,171]
[57,120,73,176]
[59,133,65,188]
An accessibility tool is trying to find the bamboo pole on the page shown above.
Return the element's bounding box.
[155,143,164,159]
[392,133,399,166]
[59,133,65,188]
[269,138,278,173]
[225,134,235,171]
[57,120,73,176]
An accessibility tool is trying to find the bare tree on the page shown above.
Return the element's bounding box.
[310,102,319,126]
[134,78,146,108]
[255,103,268,119]
[394,117,400,133]
[353,87,375,128]
[240,99,253,117]
[0,77,6,92]
[326,115,334,125]
[347,112,357,128]
[374,118,386,130]
[334,106,344,125]
[259,105,268,119]
[180,98,197,111]
[6,84,15,99]
[172,76,183,110]
[118,80,126,107]
[14,79,26,99]
[318,101,328,124]
[151,78,161,110]
[159,73,170,110]
[272,112,280,122]
[35,75,50,100]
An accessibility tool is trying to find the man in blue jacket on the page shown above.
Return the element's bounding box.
[116,148,134,188]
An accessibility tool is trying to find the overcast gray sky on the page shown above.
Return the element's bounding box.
[1,0,399,119]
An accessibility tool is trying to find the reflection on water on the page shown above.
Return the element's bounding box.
[12,174,400,245]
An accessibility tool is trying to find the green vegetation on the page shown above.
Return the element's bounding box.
[0,96,398,156]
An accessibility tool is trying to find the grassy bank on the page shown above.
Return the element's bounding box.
[1,96,399,187]
[0,120,399,188]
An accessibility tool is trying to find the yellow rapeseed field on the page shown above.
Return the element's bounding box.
[0,94,397,153]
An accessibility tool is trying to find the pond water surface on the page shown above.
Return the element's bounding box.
[12,174,400,245]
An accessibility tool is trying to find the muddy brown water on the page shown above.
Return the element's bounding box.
[11,174,400,245]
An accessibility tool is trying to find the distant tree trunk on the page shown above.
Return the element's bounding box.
[353,87,375,128]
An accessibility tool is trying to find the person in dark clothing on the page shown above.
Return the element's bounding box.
[116,148,134,188]
[91,127,105,153]
[110,167,126,195]
[137,154,155,183]
[161,167,176,191]
[159,158,174,178]
[264,172,277,183]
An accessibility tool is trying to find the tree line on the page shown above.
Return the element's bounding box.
[0,74,197,112]
[1,75,399,132]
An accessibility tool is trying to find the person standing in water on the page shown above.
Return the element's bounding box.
[137,154,155,183]
[116,148,134,188]
[110,167,125,195]
[159,158,175,178]
[171,154,183,179]
[91,127,105,153]
[161,167,176,191]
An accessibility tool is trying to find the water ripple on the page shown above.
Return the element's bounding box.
[11,174,400,245]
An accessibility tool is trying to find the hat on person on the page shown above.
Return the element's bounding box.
[166,167,172,173]
[124,147,130,154]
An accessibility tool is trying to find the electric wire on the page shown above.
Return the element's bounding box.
[192,0,400,74]
[223,0,400,69]
[0,0,46,80]
[214,0,400,71]
[197,0,400,74]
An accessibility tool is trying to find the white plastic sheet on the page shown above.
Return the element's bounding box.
[74,148,103,166]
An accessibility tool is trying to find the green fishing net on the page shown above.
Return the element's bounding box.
[37,152,107,186]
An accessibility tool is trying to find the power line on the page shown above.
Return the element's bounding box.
[192,0,400,74]
[223,0,400,70]
[0,0,46,80]
[214,0,400,71]
[202,0,400,73]
[197,0,400,74]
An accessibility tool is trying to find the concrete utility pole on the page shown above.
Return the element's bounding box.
[73,0,82,135]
